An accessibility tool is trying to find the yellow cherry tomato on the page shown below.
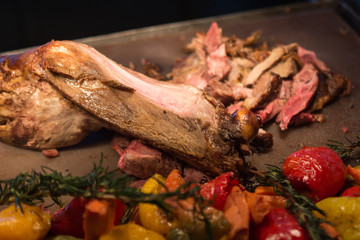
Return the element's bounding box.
[99,223,165,240]
[316,197,360,240]
[139,174,173,235]
[0,204,51,240]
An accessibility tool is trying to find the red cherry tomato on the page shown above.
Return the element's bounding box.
[200,172,239,210]
[282,147,346,201]
[252,208,310,240]
[51,197,89,238]
[341,186,360,197]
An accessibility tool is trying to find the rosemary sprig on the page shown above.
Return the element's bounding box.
[0,156,214,239]
[250,165,332,240]
[0,157,198,212]
[327,135,360,164]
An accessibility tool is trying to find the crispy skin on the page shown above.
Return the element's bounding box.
[0,51,103,149]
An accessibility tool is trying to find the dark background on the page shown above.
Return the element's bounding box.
[1,0,308,52]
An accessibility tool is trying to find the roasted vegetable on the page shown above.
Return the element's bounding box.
[51,197,89,238]
[83,199,117,240]
[99,223,165,240]
[173,198,230,240]
[139,173,173,235]
[282,146,346,201]
[223,186,250,240]
[347,165,360,183]
[252,208,310,240]
[200,172,239,210]
[51,197,126,238]
[316,197,360,240]
[244,187,286,224]
[341,186,360,197]
[0,204,51,240]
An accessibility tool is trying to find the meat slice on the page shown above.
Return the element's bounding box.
[228,57,256,85]
[270,56,299,79]
[117,139,182,178]
[116,139,210,182]
[255,98,286,124]
[111,134,131,156]
[242,44,296,86]
[297,46,329,72]
[3,40,258,176]
[308,71,351,112]
[243,72,282,110]
[171,22,232,104]
[276,64,319,130]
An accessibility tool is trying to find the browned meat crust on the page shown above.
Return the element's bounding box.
[0,53,103,149]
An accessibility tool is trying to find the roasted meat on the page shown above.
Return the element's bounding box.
[0,54,103,150]
[172,22,351,131]
[0,40,260,176]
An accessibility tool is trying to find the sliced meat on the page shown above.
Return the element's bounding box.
[204,78,234,106]
[183,167,211,183]
[228,57,256,84]
[243,45,295,86]
[232,84,253,101]
[308,71,351,112]
[206,44,230,79]
[276,64,319,130]
[289,112,315,127]
[205,23,230,78]
[117,140,182,178]
[297,46,329,72]
[117,139,210,182]
[243,72,282,110]
[172,22,232,104]
[270,56,299,78]
[255,98,286,124]
[171,53,207,88]
[111,134,131,156]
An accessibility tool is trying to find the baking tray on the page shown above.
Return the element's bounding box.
[0,1,359,181]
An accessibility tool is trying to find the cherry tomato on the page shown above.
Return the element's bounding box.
[282,147,346,201]
[51,197,89,238]
[252,208,310,240]
[200,172,239,210]
[341,186,360,197]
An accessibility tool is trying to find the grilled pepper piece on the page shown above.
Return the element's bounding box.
[139,173,173,235]
[99,223,165,240]
[316,197,360,240]
[0,204,51,240]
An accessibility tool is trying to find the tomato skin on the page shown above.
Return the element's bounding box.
[282,147,346,201]
[51,197,89,238]
[341,186,360,197]
[200,172,239,210]
[252,208,310,240]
